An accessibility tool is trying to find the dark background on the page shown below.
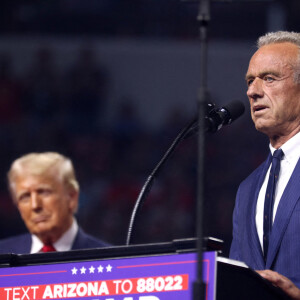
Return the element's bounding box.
[0,0,298,256]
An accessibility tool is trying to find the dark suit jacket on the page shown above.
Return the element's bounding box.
[0,227,108,254]
[230,153,300,288]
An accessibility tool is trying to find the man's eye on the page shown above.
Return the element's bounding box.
[247,79,254,86]
[264,76,274,82]
[38,189,52,196]
[18,194,30,202]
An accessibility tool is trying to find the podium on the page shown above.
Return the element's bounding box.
[217,257,290,300]
[0,238,290,299]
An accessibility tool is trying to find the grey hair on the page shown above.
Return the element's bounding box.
[257,31,300,83]
[257,31,300,48]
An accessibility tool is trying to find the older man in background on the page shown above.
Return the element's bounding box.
[0,152,108,253]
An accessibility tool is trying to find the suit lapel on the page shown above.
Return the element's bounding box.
[266,158,300,268]
[17,234,32,254]
[247,154,272,269]
[71,228,82,250]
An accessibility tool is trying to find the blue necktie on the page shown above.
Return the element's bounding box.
[263,149,284,260]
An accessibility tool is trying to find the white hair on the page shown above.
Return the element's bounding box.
[257,31,300,48]
[257,31,300,83]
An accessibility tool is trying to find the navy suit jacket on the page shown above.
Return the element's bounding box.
[230,153,300,288]
[0,227,108,254]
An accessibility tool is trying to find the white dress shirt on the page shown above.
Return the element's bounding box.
[30,218,79,253]
[256,131,300,253]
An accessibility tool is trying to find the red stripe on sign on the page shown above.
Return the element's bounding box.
[0,274,189,299]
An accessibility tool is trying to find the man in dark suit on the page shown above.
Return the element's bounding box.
[0,152,108,254]
[230,31,300,299]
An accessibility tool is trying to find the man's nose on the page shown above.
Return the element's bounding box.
[247,78,264,99]
[31,193,42,210]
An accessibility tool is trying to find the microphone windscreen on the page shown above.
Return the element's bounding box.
[223,100,245,123]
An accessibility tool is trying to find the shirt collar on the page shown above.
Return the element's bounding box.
[269,131,300,162]
[30,218,78,253]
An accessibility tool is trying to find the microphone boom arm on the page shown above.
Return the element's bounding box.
[125,115,198,246]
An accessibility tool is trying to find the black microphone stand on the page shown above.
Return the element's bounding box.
[192,1,210,299]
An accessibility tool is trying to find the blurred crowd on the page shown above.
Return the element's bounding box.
[1,0,298,40]
[0,44,269,256]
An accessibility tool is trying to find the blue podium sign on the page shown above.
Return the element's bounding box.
[0,251,216,300]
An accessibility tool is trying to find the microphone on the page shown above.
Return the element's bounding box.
[207,100,245,132]
[184,100,245,138]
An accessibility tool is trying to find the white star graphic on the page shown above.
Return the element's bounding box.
[80,266,86,274]
[71,267,78,275]
[89,266,95,273]
[106,264,112,272]
[98,265,104,273]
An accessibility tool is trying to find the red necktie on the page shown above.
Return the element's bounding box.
[41,244,56,252]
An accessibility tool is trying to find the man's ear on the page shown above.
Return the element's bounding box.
[68,189,79,213]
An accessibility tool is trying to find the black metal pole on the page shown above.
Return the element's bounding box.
[193,1,211,300]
